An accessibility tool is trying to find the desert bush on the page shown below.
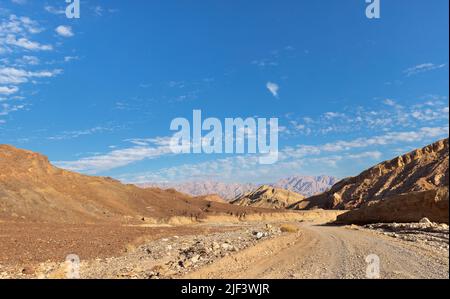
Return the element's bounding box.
[280,224,299,233]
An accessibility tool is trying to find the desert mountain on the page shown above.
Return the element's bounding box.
[0,145,276,223]
[138,175,337,200]
[292,138,449,210]
[231,185,305,209]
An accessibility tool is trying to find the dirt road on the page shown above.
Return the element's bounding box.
[185,222,449,279]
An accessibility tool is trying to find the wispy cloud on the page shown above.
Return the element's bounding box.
[55,138,175,173]
[266,82,279,98]
[4,34,52,51]
[404,63,446,76]
[0,102,25,116]
[44,5,65,15]
[284,98,449,136]
[0,67,62,85]
[64,56,79,62]
[16,55,40,66]
[0,12,72,121]
[47,126,115,141]
[0,15,53,52]
[0,85,18,95]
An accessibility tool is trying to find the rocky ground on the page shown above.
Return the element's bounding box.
[0,219,448,279]
[362,219,449,253]
[0,222,283,279]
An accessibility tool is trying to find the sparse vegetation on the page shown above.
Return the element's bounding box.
[280,224,299,233]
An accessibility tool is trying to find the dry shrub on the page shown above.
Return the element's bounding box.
[280,224,299,233]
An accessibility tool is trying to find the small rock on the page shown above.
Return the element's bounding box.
[221,243,234,251]
[212,242,220,250]
[255,232,264,240]
[190,255,200,263]
[21,266,35,275]
[419,218,432,224]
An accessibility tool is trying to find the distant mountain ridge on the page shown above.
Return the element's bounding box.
[138,175,338,200]
[273,175,339,197]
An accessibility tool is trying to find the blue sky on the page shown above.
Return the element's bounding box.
[0,0,448,184]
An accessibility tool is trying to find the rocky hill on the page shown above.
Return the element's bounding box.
[231,185,305,209]
[0,145,278,224]
[292,138,449,210]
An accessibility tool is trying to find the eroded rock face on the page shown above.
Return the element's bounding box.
[335,187,449,224]
[294,138,449,210]
[231,185,305,209]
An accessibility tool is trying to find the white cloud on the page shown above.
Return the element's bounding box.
[404,63,446,76]
[44,6,65,15]
[284,98,449,136]
[0,67,62,85]
[0,86,18,95]
[55,138,175,173]
[0,102,25,116]
[4,34,53,51]
[64,56,79,62]
[383,98,398,107]
[16,55,39,65]
[266,82,279,98]
[0,15,43,35]
[0,15,52,55]
[347,151,382,160]
[55,25,74,38]
[47,126,115,141]
[324,112,345,120]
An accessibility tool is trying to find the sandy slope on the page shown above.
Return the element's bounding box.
[184,222,449,279]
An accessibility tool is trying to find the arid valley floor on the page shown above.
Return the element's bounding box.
[0,214,448,279]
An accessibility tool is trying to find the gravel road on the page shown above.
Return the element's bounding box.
[185,222,449,279]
